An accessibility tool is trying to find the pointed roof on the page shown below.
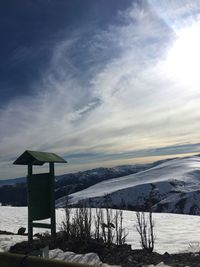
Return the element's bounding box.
[13,150,67,165]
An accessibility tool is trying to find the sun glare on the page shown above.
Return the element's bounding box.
[165,23,200,87]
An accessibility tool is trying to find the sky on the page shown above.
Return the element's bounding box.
[1,0,200,179]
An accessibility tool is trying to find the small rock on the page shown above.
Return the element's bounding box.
[164,252,170,257]
[17,227,26,235]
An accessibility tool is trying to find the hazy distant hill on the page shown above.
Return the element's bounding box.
[57,155,200,215]
[0,177,25,186]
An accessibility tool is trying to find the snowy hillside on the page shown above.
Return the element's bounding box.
[57,155,200,215]
[0,164,153,206]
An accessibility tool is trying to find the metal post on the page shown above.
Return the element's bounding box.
[28,164,33,242]
[49,163,56,242]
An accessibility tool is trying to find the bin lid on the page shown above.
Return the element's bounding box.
[13,150,67,165]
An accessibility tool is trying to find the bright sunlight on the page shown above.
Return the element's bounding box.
[165,22,200,87]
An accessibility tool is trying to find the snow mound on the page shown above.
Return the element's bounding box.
[147,263,172,267]
[0,235,28,252]
[49,249,120,266]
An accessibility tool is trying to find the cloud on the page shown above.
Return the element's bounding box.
[148,0,200,30]
[1,1,200,179]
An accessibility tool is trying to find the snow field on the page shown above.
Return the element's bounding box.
[1,206,200,254]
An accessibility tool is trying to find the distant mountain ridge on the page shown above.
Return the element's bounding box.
[56,155,200,215]
[0,177,25,186]
[0,162,160,206]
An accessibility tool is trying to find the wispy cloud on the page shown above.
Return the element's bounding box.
[1,0,200,178]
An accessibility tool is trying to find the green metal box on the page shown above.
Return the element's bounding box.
[28,173,51,221]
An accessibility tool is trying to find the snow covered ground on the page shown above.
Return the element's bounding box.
[49,249,120,267]
[0,235,27,252]
[49,249,170,266]
[1,206,200,254]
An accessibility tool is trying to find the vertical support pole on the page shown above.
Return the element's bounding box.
[49,163,56,242]
[28,164,33,242]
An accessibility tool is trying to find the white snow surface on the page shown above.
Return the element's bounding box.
[1,206,200,255]
[56,156,200,215]
[0,235,27,252]
[49,249,170,267]
[147,264,172,267]
[49,249,120,266]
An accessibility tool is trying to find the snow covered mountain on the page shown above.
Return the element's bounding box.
[56,155,200,215]
[0,163,153,206]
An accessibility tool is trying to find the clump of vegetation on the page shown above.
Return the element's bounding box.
[136,211,155,252]
[60,199,128,247]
